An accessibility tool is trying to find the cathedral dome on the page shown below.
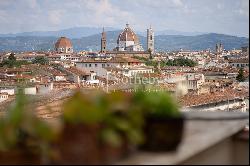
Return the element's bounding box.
[55,37,72,48]
[117,24,139,44]
[55,37,73,53]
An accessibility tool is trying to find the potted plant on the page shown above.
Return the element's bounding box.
[98,91,144,163]
[133,90,184,151]
[52,90,144,164]
[0,90,57,164]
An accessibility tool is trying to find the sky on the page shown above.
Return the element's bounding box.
[0,0,249,37]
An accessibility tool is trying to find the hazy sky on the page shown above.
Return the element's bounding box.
[0,0,249,37]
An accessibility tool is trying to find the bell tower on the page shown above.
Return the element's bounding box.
[147,25,154,54]
[101,27,107,53]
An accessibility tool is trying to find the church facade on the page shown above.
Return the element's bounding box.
[115,23,144,51]
[100,24,154,56]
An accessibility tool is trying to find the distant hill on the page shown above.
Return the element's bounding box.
[0,31,248,52]
[153,33,249,51]
[138,30,206,37]
[0,26,208,38]
[0,27,118,39]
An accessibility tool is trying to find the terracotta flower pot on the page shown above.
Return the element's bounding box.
[100,137,134,164]
[51,123,134,164]
[141,115,184,151]
[51,123,102,164]
[0,148,41,164]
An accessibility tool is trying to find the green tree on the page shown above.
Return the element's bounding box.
[32,56,49,65]
[0,53,29,68]
[166,58,198,67]
[236,68,245,82]
[8,53,16,61]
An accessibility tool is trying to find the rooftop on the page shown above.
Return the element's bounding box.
[180,88,248,107]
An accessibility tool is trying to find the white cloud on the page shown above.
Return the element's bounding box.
[25,0,39,9]
[82,0,134,27]
[48,10,63,25]
[0,0,248,37]
[237,0,249,17]
[217,3,224,10]
[172,0,184,7]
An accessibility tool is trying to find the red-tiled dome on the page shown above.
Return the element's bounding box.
[117,24,139,44]
[55,37,72,48]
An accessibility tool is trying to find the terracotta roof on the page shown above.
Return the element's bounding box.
[109,57,142,63]
[229,58,249,63]
[180,88,248,107]
[77,57,143,64]
[14,74,34,79]
[66,67,90,76]
[139,73,163,78]
[0,67,31,73]
[55,37,72,48]
[122,57,142,63]
[158,83,177,92]
[117,24,139,44]
[104,66,123,72]
[77,60,107,63]
[0,92,8,95]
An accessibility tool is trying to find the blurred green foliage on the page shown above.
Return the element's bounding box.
[0,88,181,152]
[0,90,57,152]
[133,90,181,118]
[62,90,180,147]
[62,90,144,147]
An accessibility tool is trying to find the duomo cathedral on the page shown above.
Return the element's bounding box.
[116,23,144,51]
[101,23,154,55]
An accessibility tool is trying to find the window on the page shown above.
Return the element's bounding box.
[150,35,152,40]
[102,64,105,68]
[237,64,239,67]
[95,64,97,67]
[89,64,92,67]
[85,64,87,67]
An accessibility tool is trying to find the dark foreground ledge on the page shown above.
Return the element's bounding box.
[116,111,249,165]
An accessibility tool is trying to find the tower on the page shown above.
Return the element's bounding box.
[101,27,107,53]
[219,43,223,52]
[216,43,223,53]
[147,25,154,54]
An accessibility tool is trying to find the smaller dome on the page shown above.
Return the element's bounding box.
[55,37,72,48]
